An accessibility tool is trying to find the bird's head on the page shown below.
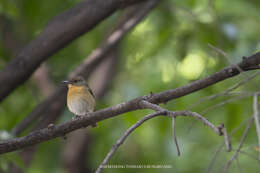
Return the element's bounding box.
[63,76,88,88]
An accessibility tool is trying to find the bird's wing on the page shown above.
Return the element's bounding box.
[88,87,96,98]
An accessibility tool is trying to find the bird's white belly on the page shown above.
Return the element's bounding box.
[67,97,91,116]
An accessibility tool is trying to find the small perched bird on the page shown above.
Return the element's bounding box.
[63,76,96,119]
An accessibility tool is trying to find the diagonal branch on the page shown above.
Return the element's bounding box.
[139,100,223,135]
[0,0,146,102]
[1,52,260,154]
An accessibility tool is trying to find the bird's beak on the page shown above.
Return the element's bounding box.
[62,80,70,84]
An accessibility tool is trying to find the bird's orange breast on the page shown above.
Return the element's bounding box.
[68,85,88,98]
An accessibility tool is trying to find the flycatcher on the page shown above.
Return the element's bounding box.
[63,76,96,119]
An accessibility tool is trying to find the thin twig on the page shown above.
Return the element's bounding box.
[172,117,181,156]
[222,125,232,152]
[95,111,166,173]
[201,93,254,115]
[253,93,260,162]
[187,92,253,136]
[187,71,260,110]
[186,91,252,135]
[224,117,254,173]
[139,100,224,136]
[207,118,251,173]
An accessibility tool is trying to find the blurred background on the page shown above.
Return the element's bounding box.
[1,0,260,172]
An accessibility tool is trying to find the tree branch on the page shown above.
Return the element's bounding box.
[0,0,146,102]
[139,100,223,135]
[1,52,260,154]
[96,100,226,173]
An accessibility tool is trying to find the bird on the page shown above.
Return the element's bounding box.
[63,76,96,121]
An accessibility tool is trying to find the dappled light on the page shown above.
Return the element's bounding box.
[177,51,206,80]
